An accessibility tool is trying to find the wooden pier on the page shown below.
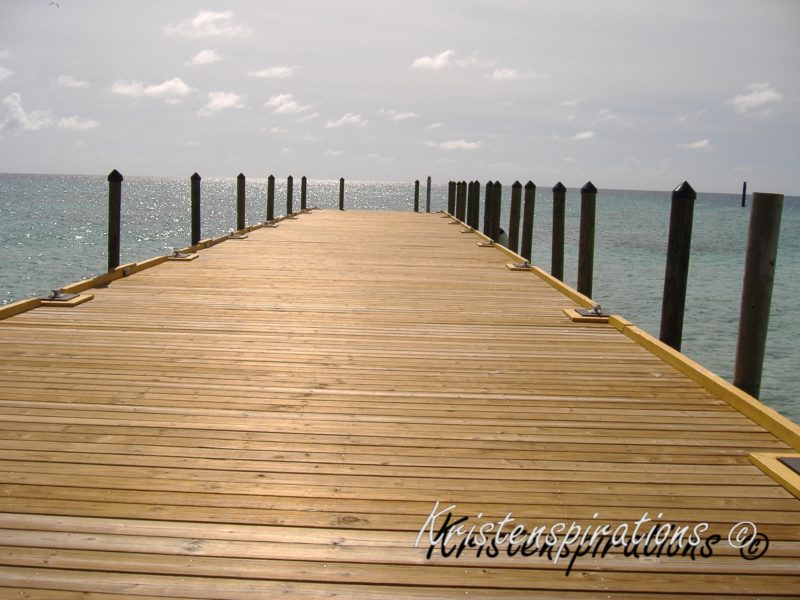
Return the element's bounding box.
[0,209,798,597]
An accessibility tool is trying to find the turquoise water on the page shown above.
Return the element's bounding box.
[1,173,798,424]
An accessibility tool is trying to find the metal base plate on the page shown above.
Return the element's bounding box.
[41,293,94,307]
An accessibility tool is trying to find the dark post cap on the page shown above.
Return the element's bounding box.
[486,180,493,185]
[672,180,697,200]
[415,179,419,184]
[493,181,502,189]
[553,182,566,192]
[191,172,201,181]
[107,169,123,182]
[301,175,306,180]
[512,180,522,188]
[340,177,345,182]
[237,173,245,179]
[268,174,274,179]
[581,181,598,193]
[525,181,536,190]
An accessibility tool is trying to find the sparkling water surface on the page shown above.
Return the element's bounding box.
[1,173,798,424]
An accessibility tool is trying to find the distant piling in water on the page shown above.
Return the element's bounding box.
[414,180,420,212]
[191,172,201,246]
[301,176,307,211]
[236,173,246,230]
[107,169,123,271]
[551,182,566,281]
[426,176,431,213]
[267,175,275,221]
[339,177,345,210]
[577,181,597,297]
[742,181,748,208]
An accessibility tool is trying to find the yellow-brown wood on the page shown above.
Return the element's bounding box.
[0,210,798,597]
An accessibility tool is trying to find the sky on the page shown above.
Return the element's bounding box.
[0,0,798,193]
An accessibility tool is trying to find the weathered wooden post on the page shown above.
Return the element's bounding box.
[551,182,566,281]
[287,175,294,215]
[734,192,784,398]
[457,181,468,222]
[414,180,420,212]
[508,181,522,253]
[521,181,536,263]
[742,181,747,208]
[426,176,432,213]
[483,181,493,236]
[236,173,246,230]
[659,181,696,351]
[577,181,597,297]
[466,181,475,229]
[491,181,502,242]
[339,177,345,210]
[107,169,122,271]
[191,172,201,246]
[267,174,275,221]
[447,181,456,215]
[301,176,307,211]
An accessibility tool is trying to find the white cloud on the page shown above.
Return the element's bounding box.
[57,116,99,131]
[111,77,193,103]
[248,66,298,79]
[55,75,89,88]
[280,147,290,154]
[380,108,417,121]
[269,126,288,134]
[0,66,13,82]
[427,122,443,129]
[198,91,244,116]
[727,82,782,116]
[427,139,481,150]
[411,50,455,70]
[0,93,53,131]
[572,131,596,140]
[678,138,711,150]
[324,112,366,128]
[490,68,543,81]
[302,134,319,142]
[265,93,310,114]
[325,149,342,156]
[297,112,319,123]
[165,10,250,38]
[188,49,222,66]
[454,52,494,68]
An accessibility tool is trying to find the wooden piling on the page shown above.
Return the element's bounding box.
[107,169,123,272]
[508,181,522,253]
[742,181,748,208]
[457,181,468,222]
[236,173,246,231]
[734,192,784,398]
[267,175,275,222]
[287,175,294,215]
[521,181,536,263]
[470,181,481,229]
[551,182,566,281]
[426,176,432,213]
[301,176,307,211]
[466,181,475,229]
[447,181,456,215]
[659,181,696,351]
[190,172,201,246]
[339,177,345,211]
[414,180,420,212]
[483,181,493,236]
[491,181,502,242]
[577,181,597,298]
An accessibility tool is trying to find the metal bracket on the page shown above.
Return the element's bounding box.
[460,228,475,234]
[168,248,199,261]
[576,303,610,318]
[46,288,79,302]
[228,230,249,239]
[477,240,495,247]
[41,288,94,307]
[506,261,533,271]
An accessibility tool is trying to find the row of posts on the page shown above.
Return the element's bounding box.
[446,178,783,399]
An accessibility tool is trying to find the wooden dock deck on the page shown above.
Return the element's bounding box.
[0,209,798,598]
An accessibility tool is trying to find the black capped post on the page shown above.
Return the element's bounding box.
[414,180,420,212]
[483,181,493,236]
[577,181,598,298]
[236,173,246,231]
[287,175,294,215]
[470,181,481,229]
[339,177,345,210]
[491,181,502,242]
[521,181,536,263]
[190,172,201,246]
[742,181,747,208]
[734,192,784,398]
[659,181,697,351]
[426,176,432,213]
[551,182,566,281]
[447,181,456,215]
[301,176,307,211]
[457,181,467,222]
[508,181,522,253]
[107,169,123,272]
[466,181,476,229]
[267,175,275,222]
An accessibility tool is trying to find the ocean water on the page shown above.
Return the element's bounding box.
[1,173,798,424]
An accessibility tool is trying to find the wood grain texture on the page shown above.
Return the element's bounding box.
[0,210,797,597]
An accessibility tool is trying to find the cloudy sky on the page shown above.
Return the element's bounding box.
[0,0,798,193]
